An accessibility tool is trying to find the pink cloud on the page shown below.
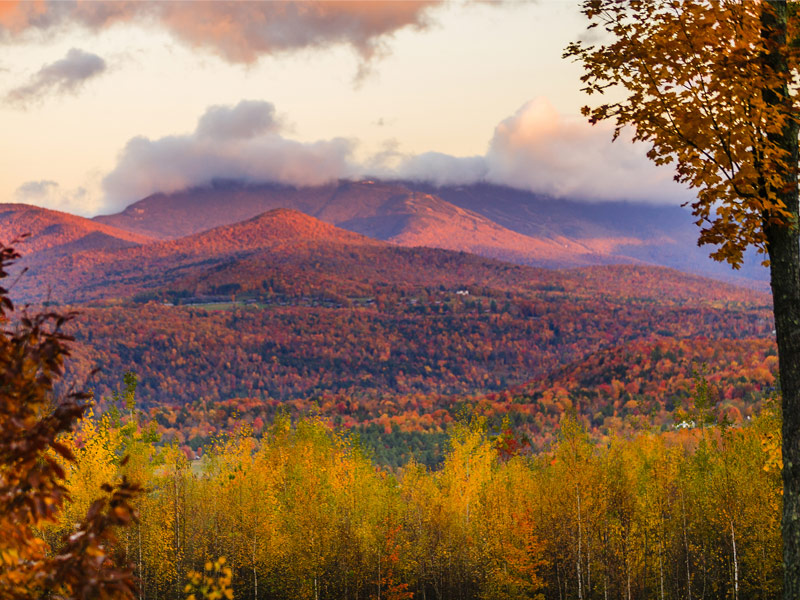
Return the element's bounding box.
[0,1,442,64]
[483,98,691,203]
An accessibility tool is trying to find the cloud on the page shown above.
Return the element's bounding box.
[0,1,442,66]
[15,179,96,215]
[196,101,280,141]
[391,152,488,187]
[5,47,106,106]
[483,98,690,202]
[384,97,691,204]
[100,96,690,213]
[101,100,356,211]
[14,179,59,200]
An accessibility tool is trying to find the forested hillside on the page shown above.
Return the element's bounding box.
[0,228,782,600]
[52,265,773,466]
[0,200,770,467]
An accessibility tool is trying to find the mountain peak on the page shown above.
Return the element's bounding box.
[0,202,154,254]
[180,207,381,253]
[92,179,768,286]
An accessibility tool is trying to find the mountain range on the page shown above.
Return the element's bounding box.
[91,179,768,286]
[0,179,775,439]
[0,178,771,307]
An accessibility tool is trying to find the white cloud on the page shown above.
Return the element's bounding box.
[389,152,487,187]
[482,98,690,203]
[14,179,59,199]
[14,179,99,216]
[380,98,691,204]
[195,101,281,141]
[83,96,690,214]
[101,100,356,211]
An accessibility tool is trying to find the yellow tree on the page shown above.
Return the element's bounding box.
[566,2,800,595]
[474,456,546,600]
[438,416,497,598]
[630,434,681,600]
[397,459,441,598]
[550,416,600,600]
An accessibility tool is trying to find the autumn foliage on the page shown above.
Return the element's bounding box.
[0,242,141,599]
[565,0,800,267]
[54,395,782,600]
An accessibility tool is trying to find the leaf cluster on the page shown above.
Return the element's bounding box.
[566,0,800,267]
[0,241,141,599]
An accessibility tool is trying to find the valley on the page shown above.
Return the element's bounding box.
[0,183,775,466]
[1,182,775,466]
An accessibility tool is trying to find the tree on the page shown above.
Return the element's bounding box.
[566,1,800,596]
[0,241,142,598]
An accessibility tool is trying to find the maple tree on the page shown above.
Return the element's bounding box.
[566,1,800,595]
[0,241,141,599]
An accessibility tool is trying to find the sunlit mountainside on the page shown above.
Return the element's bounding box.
[0,202,154,253]
[93,179,769,285]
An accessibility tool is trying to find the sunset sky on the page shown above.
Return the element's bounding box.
[0,0,690,216]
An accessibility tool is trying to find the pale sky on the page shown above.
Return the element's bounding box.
[0,0,690,216]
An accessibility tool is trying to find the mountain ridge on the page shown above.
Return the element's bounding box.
[3,201,769,310]
[93,179,769,286]
[0,202,154,254]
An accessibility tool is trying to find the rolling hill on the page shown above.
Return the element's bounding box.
[94,180,611,268]
[13,203,771,310]
[10,208,565,304]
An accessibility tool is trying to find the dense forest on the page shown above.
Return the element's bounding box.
[102,334,776,468]
[62,267,770,396]
[49,385,781,600]
[61,277,775,466]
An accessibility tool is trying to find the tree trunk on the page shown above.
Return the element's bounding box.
[762,4,800,600]
[731,520,739,600]
[768,171,800,600]
[681,489,692,600]
[576,482,583,600]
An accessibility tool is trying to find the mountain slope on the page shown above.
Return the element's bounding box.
[94,181,333,240]
[16,208,559,303]
[93,179,768,285]
[430,183,768,285]
[335,188,620,267]
[95,180,618,268]
[16,204,770,311]
[0,203,154,254]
